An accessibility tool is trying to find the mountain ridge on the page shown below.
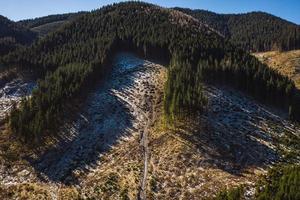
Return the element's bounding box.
[3,5,299,53]
[175,7,300,52]
[0,15,37,56]
[0,2,299,199]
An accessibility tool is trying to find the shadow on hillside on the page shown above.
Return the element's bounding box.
[170,85,283,176]
[25,53,149,185]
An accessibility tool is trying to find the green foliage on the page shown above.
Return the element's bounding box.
[199,48,296,109]
[256,165,300,200]
[164,55,207,122]
[4,2,299,141]
[10,63,94,141]
[176,8,300,52]
[0,15,37,56]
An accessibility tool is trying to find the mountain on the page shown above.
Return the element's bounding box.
[0,2,299,199]
[2,1,297,141]
[175,8,300,52]
[13,7,300,52]
[0,15,37,56]
[17,12,86,37]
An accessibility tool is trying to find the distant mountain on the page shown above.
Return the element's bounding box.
[17,12,86,37]
[14,8,300,52]
[0,15,37,56]
[175,8,300,52]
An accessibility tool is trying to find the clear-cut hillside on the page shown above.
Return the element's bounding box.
[4,1,298,143]
[0,53,167,199]
[0,78,35,122]
[17,12,85,37]
[0,54,299,199]
[254,50,300,89]
[147,85,300,199]
[0,2,299,199]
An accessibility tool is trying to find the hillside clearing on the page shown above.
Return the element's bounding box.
[0,54,299,199]
[254,50,300,89]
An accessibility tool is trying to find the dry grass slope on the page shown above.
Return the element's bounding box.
[253,50,300,89]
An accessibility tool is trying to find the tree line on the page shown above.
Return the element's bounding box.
[1,2,299,142]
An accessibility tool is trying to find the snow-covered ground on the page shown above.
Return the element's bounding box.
[30,53,165,183]
[148,84,300,199]
[0,78,35,122]
[202,85,299,170]
[0,54,299,199]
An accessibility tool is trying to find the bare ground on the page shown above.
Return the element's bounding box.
[0,54,299,199]
[147,84,300,199]
[253,50,300,89]
[0,53,167,199]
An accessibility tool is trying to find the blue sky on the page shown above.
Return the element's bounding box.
[1,0,299,24]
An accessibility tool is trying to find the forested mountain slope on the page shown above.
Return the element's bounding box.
[175,8,300,52]
[1,2,298,142]
[0,2,299,199]
[17,12,86,37]
[0,15,37,56]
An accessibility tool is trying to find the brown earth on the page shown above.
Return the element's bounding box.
[253,50,300,89]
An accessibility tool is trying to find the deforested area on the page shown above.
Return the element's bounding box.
[0,1,300,199]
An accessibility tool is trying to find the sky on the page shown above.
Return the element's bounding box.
[0,0,299,24]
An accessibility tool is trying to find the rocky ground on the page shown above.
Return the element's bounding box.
[0,54,299,199]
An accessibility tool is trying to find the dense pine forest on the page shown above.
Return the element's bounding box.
[0,2,299,142]
[175,8,300,52]
[0,15,37,56]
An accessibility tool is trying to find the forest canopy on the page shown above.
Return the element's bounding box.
[0,15,37,56]
[1,2,299,141]
[175,8,300,52]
